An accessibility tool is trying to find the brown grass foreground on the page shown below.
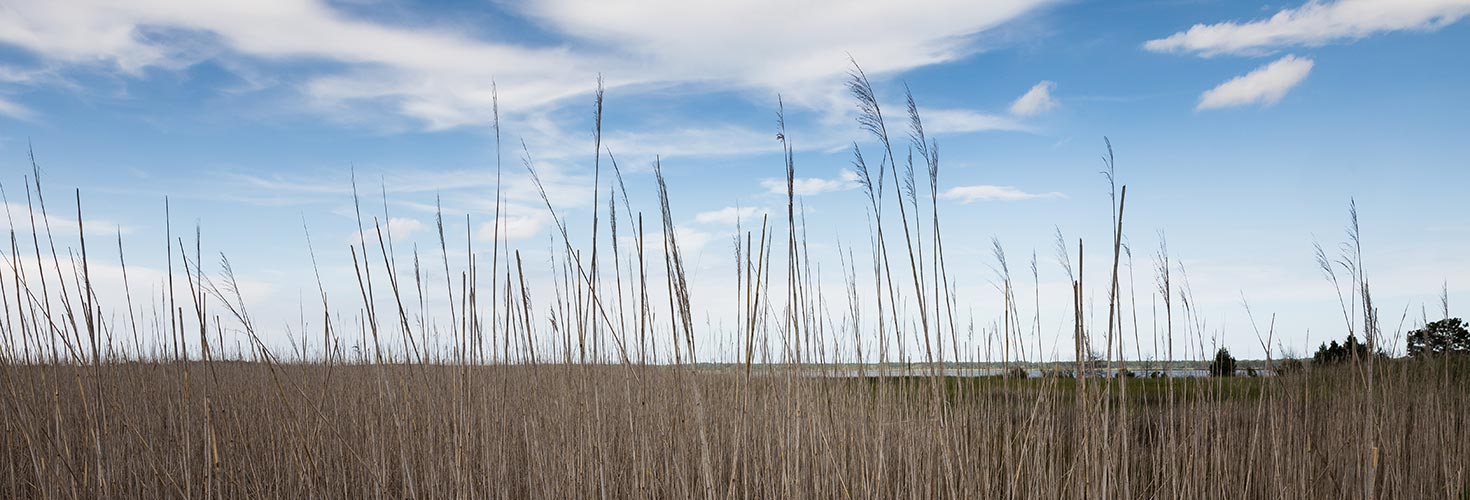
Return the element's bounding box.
[2,67,1468,498]
[3,361,1468,498]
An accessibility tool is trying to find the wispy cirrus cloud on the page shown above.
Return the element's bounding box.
[1145,0,1470,57]
[694,206,768,225]
[760,169,861,196]
[221,159,592,243]
[0,202,133,236]
[521,0,1055,104]
[920,107,1031,134]
[587,104,1027,169]
[352,217,426,245]
[0,96,32,120]
[939,184,1063,203]
[1197,55,1314,110]
[0,0,1056,129]
[474,214,549,242]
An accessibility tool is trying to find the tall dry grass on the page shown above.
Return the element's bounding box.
[1,67,1467,499]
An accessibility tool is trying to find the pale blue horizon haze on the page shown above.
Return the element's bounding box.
[0,0,1467,363]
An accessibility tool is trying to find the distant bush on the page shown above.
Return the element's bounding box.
[1209,348,1237,377]
[1005,367,1028,379]
[1276,358,1305,375]
[1406,318,1470,357]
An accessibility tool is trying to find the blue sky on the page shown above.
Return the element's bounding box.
[0,0,1467,361]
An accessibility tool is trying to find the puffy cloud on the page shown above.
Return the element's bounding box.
[1009,80,1058,116]
[385,217,425,237]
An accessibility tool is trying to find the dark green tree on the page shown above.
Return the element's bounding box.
[1313,334,1385,364]
[1209,347,1237,377]
[1406,318,1470,357]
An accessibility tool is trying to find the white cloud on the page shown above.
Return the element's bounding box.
[0,0,1054,128]
[1008,80,1058,116]
[623,225,715,262]
[602,125,785,162]
[919,107,1031,134]
[1197,55,1314,110]
[1145,0,1470,57]
[0,96,31,120]
[0,202,131,236]
[939,184,1063,203]
[475,214,547,242]
[233,159,592,209]
[353,216,425,244]
[385,217,424,237]
[694,206,767,225]
[672,226,714,257]
[760,169,861,196]
[0,1,602,128]
[522,0,1053,103]
[0,65,45,84]
[593,105,1024,169]
[227,160,592,246]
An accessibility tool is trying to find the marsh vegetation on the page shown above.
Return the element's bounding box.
[2,66,1466,499]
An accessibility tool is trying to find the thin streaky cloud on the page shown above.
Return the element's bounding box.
[1197,55,1313,110]
[695,206,768,225]
[0,96,33,120]
[940,185,1064,203]
[760,169,861,196]
[474,214,547,242]
[0,0,1055,129]
[1145,0,1470,57]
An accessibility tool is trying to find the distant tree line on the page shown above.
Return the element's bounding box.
[1300,317,1468,367]
[1312,334,1384,365]
[1199,317,1468,378]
